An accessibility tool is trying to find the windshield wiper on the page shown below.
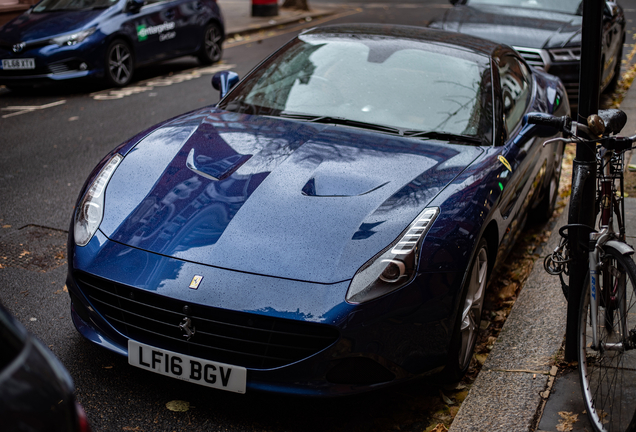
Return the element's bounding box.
[403,130,482,145]
[277,112,403,135]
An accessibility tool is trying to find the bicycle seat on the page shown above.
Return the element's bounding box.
[598,109,627,135]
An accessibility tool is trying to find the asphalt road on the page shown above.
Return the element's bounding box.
[0,3,453,432]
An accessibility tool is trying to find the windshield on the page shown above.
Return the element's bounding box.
[219,34,493,140]
[33,0,117,12]
[468,0,582,15]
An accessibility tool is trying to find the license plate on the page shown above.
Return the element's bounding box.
[2,58,35,70]
[128,340,247,394]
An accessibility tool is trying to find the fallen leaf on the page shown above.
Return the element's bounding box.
[449,406,460,418]
[122,427,141,431]
[165,400,189,412]
[2,225,10,228]
[63,285,68,292]
[556,411,579,431]
[440,390,454,405]
[431,424,448,432]
[19,250,30,258]
[474,354,488,365]
[103,366,113,369]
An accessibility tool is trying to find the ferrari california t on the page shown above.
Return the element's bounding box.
[66,24,568,396]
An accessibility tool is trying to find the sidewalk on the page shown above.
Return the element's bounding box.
[449,85,636,431]
[217,0,342,37]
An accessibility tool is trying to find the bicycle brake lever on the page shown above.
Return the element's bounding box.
[543,137,574,147]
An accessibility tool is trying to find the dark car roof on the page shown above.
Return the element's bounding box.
[300,23,504,58]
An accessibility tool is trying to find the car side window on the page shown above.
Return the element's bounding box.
[498,55,531,135]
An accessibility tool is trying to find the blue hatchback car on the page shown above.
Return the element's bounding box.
[0,0,224,87]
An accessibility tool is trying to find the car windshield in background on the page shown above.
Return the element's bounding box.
[219,34,492,139]
[33,0,117,12]
[468,0,582,15]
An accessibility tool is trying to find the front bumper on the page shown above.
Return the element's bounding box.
[0,37,103,85]
[67,230,460,396]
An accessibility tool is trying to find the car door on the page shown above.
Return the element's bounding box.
[170,0,206,53]
[494,54,543,234]
[601,1,624,88]
[124,0,183,64]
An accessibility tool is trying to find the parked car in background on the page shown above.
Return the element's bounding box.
[0,303,92,432]
[0,0,224,88]
[429,0,625,107]
[66,24,568,396]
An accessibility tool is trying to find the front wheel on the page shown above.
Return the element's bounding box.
[443,238,490,381]
[579,245,636,432]
[198,23,223,65]
[105,40,134,87]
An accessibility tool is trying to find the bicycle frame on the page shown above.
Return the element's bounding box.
[588,149,630,352]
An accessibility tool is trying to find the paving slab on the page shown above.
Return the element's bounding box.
[449,206,569,432]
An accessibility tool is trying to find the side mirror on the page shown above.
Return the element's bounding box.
[127,0,144,12]
[604,2,619,19]
[212,71,239,99]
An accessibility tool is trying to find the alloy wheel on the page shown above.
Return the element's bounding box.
[458,246,488,370]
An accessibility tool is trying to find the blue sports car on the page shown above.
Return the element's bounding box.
[0,0,224,87]
[66,24,568,396]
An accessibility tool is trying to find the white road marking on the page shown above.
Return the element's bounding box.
[1,100,66,118]
[90,64,237,101]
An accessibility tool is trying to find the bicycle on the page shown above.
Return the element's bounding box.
[537,108,636,432]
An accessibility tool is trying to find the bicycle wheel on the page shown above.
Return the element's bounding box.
[579,245,636,432]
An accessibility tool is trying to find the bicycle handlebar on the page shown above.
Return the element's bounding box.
[525,109,636,152]
[526,113,571,131]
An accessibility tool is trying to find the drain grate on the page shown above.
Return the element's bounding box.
[0,225,67,272]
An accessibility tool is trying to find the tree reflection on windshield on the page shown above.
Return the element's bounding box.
[219,34,493,142]
[33,0,117,12]
[468,0,582,15]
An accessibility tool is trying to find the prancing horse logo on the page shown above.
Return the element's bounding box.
[12,42,25,53]
[178,317,196,340]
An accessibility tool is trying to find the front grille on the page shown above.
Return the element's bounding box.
[564,82,579,107]
[75,272,340,369]
[514,47,547,69]
[48,62,70,74]
[48,59,85,75]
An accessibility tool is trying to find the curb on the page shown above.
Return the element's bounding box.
[449,208,569,432]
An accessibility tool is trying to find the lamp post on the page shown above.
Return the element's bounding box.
[564,0,603,362]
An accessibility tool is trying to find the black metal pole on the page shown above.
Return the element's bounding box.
[564,0,603,362]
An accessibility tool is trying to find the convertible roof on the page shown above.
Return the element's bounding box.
[301,23,503,58]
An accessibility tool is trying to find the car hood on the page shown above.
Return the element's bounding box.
[100,108,483,284]
[431,5,582,49]
[0,8,105,43]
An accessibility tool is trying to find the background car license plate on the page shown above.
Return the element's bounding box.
[128,340,247,393]
[2,58,35,70]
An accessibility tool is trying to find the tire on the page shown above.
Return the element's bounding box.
[529,141,564,224]
[105,40,134,87]
[443,238,490,381]
[198,23,223,65]
[578,245,636,432]
[605,41,623,94]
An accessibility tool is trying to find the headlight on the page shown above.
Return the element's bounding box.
[49,28,96,46]
[346,207,439,304]
[74,154,123,246]
[549,47,581,62]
